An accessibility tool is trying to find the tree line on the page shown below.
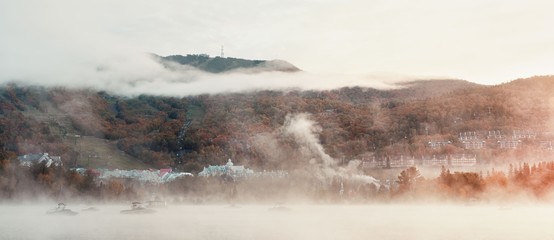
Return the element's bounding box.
[4,155,554,203]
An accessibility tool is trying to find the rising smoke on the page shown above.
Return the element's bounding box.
[253,113,378,187]
[281,113,335,167]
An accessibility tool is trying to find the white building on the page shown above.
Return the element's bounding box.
[498,140,522,149]
[512,130,536,139]
[459,132,479,141]
[462,140,486,150]
[18,153,62,167]
[198,159,254,178]
[450,155,477,167]
[422,155,448,166]
[73,168,193,183]
[427,140,451,149]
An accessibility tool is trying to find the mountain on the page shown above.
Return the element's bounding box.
[0,76,553,173]
[391,79,481,99]
[156,54,301,73]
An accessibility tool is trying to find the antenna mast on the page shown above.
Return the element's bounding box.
[220,45,224,58]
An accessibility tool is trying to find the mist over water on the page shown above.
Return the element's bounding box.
[2,0,554,239]
[1,204,553,240]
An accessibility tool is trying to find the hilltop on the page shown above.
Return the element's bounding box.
[155,54,300,73]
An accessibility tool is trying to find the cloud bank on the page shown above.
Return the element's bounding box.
[0,0,419,96]
[0,48,412,96]
[3,0,552,89]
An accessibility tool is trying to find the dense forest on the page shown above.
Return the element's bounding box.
[1,76,553,174]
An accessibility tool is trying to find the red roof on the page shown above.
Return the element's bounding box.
[159,168,172,177]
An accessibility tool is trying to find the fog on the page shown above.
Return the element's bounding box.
[0,51,412,96]
[1,2,412,97]
[3,0,554,85]
[2,204,554,240]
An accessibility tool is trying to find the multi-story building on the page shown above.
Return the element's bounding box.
[497,140,522,149]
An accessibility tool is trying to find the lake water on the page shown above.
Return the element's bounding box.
[0,204,553,240]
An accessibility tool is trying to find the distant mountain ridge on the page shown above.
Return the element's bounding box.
[155,54,301,73]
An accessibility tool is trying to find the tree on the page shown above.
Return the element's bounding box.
[396,166,423,194]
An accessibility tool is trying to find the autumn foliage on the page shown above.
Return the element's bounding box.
[1,77,554,202]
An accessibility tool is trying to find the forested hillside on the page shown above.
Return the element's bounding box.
[0,76,552,173]
[157,54,300,73]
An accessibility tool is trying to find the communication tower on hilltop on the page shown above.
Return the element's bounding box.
[220,45,224,58]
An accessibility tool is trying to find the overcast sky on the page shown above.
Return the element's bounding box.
[1,0,553,91]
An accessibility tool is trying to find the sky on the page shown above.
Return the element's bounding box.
[1,0,553,93]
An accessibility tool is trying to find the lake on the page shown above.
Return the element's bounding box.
[0,204,552,240]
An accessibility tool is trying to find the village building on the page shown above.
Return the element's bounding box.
[459,131,479,141]
[18,153,63,167]
[362,155,415,169]
[422,155,448,166]
[363,154,477,168]
[389,155,416,168]
[72,168,192,183]
[462,140,486,150]
[198,159,254,178]
[487,130,504,139]
[450,154,477,167]
[362,157,387,169]
[427,140,451,149]
[511,130,536,139]
[497,140,522,149]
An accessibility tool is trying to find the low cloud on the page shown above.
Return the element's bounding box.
[0,0,432,96]
[0,52,414,96]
